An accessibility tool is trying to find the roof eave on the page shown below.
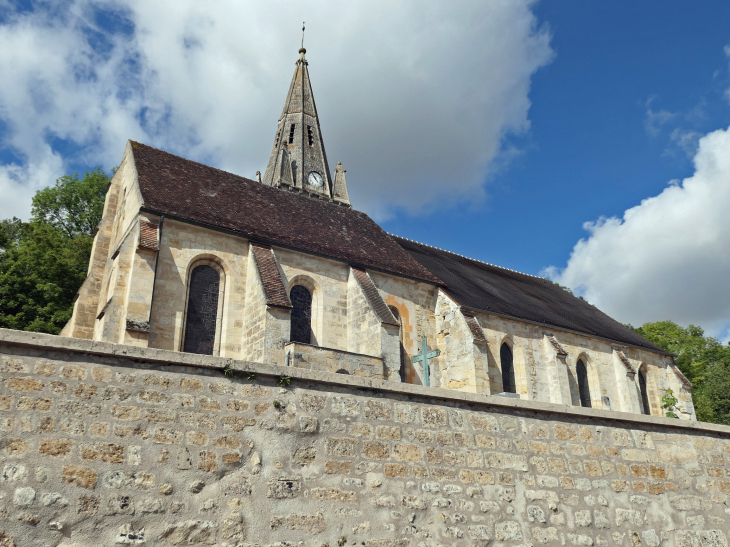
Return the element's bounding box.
[140,207,443,287]
[456,301,673,357]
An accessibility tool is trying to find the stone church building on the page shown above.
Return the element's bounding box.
[61,48,694,421]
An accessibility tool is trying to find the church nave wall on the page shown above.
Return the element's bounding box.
[370,272,439,386]
[274,248,350,351]
[471,312,694,420]
[147,221,249,358]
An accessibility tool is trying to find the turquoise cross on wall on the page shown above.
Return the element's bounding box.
[411,337,440,387]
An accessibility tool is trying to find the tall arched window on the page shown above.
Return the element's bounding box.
[577,359,592,408]
[500,343,516,393]
[290,285,312,344]
[639,369,651,415]
[183,265,221,355]
[389,306,407,383]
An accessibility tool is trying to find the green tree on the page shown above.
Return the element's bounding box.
[0,169,110,334]
[31,168,109,237]
[633,320,730,425]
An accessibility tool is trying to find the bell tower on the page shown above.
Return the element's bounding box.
[262,48,351,207]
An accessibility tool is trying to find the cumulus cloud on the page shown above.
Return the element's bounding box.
[545,126,730,339]
[668,128,701,158]
[0,0,552,220]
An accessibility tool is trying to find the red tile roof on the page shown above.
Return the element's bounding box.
[138,220,159,250]
[351,268,399,326]
[131,142,440,285]
[463,314,487,345]
[250,244,292,308]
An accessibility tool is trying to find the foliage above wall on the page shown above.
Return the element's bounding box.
[631,320,730,425]
[0,169,109,334]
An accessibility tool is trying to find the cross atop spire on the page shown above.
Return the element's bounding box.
[261,46,351,207]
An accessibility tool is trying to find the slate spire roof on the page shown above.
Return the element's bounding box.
[262,48,350,205]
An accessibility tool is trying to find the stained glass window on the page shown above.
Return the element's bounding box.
[290,285,312,344]
[577,359,592,408]
[183,265,220,355]
[639,369,651,415]
[501,343,516,393]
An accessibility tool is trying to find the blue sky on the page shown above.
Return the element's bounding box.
[387,1,730,274]
[1,0,729,340]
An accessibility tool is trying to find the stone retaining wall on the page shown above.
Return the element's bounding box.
[0,329,728,547]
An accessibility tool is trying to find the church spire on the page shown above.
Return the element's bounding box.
[262,47,351,206]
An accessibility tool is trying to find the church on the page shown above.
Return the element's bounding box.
[61,47,694,421]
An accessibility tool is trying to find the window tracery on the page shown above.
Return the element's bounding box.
[183,265,221,355]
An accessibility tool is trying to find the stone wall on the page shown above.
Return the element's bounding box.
[0,329,727,547]
[286,342,384,379]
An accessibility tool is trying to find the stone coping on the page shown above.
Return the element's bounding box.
[284,341,384,361]
[1,327,728,437]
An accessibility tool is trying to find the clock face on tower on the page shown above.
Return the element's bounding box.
[308,171,324,188]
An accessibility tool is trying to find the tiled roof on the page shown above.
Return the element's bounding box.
[130,142,440,285]
[138,220,158,250]
[250,244,292,308]
[352,268,399,326]
[463,314,487,345]
[394,236,669,354]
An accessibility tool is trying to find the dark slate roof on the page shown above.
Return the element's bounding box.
[393,236,669,354]
[130,142,440,284]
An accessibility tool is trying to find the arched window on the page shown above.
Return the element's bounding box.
[289,285,312,344]
[500,343,516,393]
[389,306,407,383]
[183,265,221,355]
[577,359,592,408]
[639,369,651,415]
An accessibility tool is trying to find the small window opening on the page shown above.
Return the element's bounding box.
[639,369,651,415]
[288,124,295,144]
[307,126,314,146]
[500,343,516,393]
[275,130,280,147]
[577,359,592,408]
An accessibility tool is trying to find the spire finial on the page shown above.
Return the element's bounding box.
[299,22,306,60]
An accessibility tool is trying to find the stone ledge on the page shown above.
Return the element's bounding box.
[1,327,728,436]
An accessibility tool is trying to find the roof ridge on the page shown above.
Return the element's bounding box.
[390,234,546,281]
[130,140,256,184]
[131,140,348,209]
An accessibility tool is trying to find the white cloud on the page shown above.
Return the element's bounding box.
[0,0,553,220]
[545,126,730,339]
[668,128,701,158]
[644,97,676,136]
